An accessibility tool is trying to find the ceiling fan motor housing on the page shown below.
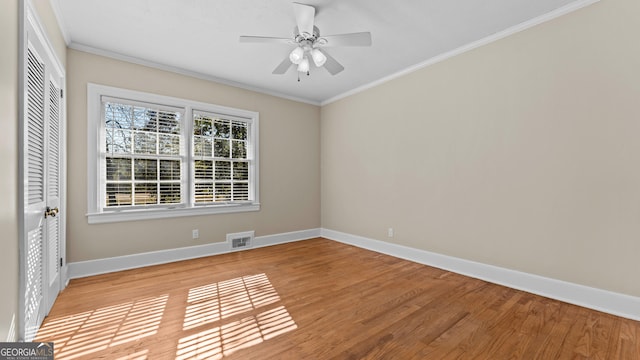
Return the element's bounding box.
[294,25,327,46]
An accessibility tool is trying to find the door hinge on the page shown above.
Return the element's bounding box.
[60,258,63,267]
[60,89,63,98]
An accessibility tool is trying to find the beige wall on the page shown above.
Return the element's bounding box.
[0,0,20,342]
[67,49,321,262]
[321,0,640,297]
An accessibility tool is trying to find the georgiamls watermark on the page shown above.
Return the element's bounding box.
[0,342,53,360]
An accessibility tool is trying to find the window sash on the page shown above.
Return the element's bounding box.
[191,110,253,205]
[100,98,186,210]
[104,156,183,208]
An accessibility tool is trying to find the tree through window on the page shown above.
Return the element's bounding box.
[104,100,183,207]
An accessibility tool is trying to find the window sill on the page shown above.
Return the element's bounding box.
[87,203,260,224]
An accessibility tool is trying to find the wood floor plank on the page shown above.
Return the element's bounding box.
[532,302,584,359]
[415,285,513,358]
[36,238,640,359]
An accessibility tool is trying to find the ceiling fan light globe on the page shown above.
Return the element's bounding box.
[289,46,304,64]
[311,49,327,67]
[297,57,310,73]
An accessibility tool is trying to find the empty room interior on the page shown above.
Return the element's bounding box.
[2,0,640,358]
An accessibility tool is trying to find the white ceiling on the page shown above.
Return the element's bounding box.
[52,0,586,105]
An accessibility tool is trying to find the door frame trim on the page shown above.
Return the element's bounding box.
[18,0,67,342]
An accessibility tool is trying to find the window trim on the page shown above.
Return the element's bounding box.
[87,83,260,224]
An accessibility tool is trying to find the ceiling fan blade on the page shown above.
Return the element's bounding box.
[272,57,293,74]
[321,32,372,47]
[292,2,315,37]
[318,49,344,75]
[239,36,292,45]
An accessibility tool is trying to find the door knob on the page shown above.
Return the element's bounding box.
[45,207,59,218]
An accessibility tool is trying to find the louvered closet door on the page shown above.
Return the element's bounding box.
[24,46,47,341]
[22,35,64,340]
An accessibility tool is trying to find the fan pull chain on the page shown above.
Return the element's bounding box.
[297,70,311,82]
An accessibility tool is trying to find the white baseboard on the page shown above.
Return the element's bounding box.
[321,228,640,322]
[61,263,69,287]
[67,228,321,279]
[65,227,639,321]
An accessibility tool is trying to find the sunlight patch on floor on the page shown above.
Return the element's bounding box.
[177,273,297,359]
[36,295,168,360]
[36,273,297,359]
[184,273,281,330]
[176,306,297,359]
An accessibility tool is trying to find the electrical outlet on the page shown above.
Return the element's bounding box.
[192,229,199,239]
[388,227,394,238]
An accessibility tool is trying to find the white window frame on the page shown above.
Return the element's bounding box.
[87,83,259,224]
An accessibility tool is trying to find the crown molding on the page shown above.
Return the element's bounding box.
[68,42,322,106]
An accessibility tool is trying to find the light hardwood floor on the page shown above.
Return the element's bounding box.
[36,238,639,359]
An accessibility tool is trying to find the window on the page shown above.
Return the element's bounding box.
[193,112,252,203]
[87,84,259,224]
[103,99,183,208]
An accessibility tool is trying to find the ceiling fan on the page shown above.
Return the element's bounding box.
[239,2,372,78]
